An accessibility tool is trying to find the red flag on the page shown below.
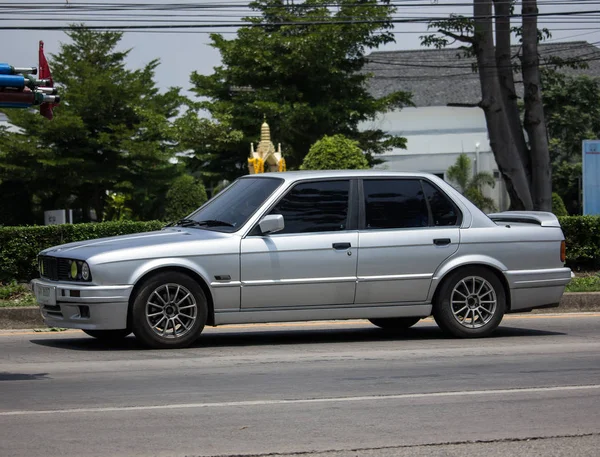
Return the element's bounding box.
[39,40,56,120]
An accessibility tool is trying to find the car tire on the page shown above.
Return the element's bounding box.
[131,271,208,349]
[82,329,131,340]
[433,267,506,338]
[368,317,421,330]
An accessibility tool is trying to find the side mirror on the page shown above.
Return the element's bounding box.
[258,214,284,235]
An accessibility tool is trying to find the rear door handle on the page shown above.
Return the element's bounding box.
[433,238,451,246]
[332,242,351,250]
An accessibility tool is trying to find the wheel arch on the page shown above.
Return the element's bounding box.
[127,265,216,327]
[430,261,512,312]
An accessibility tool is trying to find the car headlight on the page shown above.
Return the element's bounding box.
[67,260,91,281]
[81,262,90,281]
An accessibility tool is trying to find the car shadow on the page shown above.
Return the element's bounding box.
[29,322,565,352]
[0,372,50,381]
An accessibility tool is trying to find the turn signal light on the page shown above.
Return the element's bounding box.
[560,240,566,263]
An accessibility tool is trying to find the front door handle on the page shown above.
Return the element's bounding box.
[332,242,351,250]
[433,238,451,246]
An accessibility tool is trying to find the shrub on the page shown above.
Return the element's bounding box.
[165,175,208,222]
[552,192,569,217]
[300,134,369,170]
[1,216,599,282]
[0,220,163,282]
[558,216,600,270]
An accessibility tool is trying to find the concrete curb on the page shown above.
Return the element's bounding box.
[1,292,599,330]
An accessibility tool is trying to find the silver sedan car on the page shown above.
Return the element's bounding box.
[31,171,572,348]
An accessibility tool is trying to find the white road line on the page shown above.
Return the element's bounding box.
[1,384,599,417]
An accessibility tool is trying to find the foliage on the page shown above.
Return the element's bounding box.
[0,281,36,307]
[446,154,496,212]
[165,175,208,222]
[0,27,184,225]
[300,134,369,170]
[543,71,600,164]
[559,216,600,270]
[565,274,600,293]
[2,215,600,282]
[0,221,163,282]
[189,0,412,178]
[552,192,568,217]
[542,71,600,214]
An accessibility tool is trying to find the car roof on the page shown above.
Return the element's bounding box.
[240,170,437,182]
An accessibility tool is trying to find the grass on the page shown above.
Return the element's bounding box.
[566,273,600,293]
[0,271,599,308]
[0,281,36,307]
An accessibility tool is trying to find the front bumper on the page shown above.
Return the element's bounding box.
[30,279,133,330]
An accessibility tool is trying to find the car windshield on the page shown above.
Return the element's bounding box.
[176,176,284,232]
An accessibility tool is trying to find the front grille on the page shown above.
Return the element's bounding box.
[39,256,71,281]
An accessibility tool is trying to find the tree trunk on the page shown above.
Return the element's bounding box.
[522,0,552,211]
[473,0,533,210]
[493,0,531,185]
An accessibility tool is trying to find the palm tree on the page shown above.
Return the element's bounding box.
[446,154,497,212]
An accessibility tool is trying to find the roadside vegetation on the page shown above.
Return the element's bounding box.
[0,281,36,307]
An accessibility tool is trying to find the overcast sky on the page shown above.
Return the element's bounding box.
[2,0,599,97]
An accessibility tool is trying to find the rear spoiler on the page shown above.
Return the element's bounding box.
[487,211,561,227]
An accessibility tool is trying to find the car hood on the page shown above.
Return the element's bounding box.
[39,227,234,260]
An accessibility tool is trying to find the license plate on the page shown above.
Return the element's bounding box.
[36,284,56,306]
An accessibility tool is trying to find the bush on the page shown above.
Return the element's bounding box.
[301,134,369,170]
[165,175,208,222]
[558,216,600,270]
[0,220,163,282]
[552,192,569,217]
[1,216,599,282]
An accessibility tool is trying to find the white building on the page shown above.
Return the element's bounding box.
[363,41,600,211]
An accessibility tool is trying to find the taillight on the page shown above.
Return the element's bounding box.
[560,240,566,263]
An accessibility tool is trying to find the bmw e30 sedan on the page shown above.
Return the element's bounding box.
[31,171,572,348]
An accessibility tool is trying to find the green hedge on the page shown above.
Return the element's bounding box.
[1,216,599,282]
[559,216,600,270]
[0,221,163,282]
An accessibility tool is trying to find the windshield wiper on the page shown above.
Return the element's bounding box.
[167,218,234,229]
[195,219,235,227]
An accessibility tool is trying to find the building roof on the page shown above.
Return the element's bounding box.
[365,41,600,107]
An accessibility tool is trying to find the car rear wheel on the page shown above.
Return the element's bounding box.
[433,267,506,338]
[368,317,421,330]
[131,272,208,349]
[82,329,131,341]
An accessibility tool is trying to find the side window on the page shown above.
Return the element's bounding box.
[269,180,350,234]
[363,179,428,229]
[422,180,460,226]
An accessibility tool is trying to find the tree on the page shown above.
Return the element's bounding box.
[164,174,208,221]
[542,71,600,214]
[189,0,412,180]
[301,134,369,170]
[447,154,496,212]
[0,27,184,224]
[421,0,551,211]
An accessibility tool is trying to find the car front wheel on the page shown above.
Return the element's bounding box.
[433,267,506,338]
[131,272,208,349]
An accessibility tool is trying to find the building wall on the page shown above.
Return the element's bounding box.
[361,106,510,211]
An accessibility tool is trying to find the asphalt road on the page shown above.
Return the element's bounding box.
[1,314,599,457]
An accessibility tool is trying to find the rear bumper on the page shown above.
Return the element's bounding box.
[505,267,572,312]
[31,279,132,330]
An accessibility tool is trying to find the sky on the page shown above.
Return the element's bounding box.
[1,0,600,97]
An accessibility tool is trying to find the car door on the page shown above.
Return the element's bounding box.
[240,179,358,309]
[355,178,461,304]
